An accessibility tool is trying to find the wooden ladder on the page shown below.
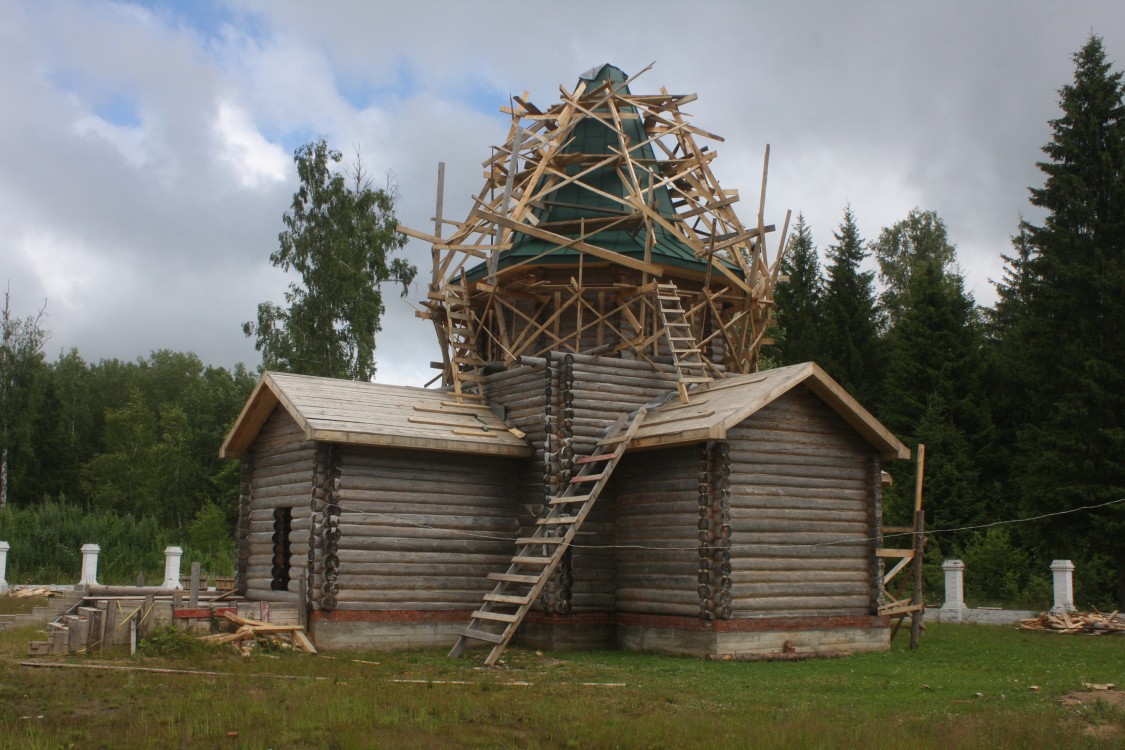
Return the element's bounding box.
[449,406,649,666]
[442,281,487,402]
[655,283,711,403]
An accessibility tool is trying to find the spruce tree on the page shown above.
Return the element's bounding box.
[818,206,882,407]
[771,213,822,366]
[880,255,994,532]
[1013,35,1125,607]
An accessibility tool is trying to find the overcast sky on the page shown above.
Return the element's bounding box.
[3,1,1123,385]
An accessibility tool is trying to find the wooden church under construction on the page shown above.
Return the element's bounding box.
[222,64,912,662]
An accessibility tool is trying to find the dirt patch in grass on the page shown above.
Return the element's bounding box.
[1059,689,1125,741]
[1059,689,1125,708]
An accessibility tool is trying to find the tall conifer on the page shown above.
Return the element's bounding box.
[1013,36,1125,606]
[819,206,882,407]
[772,214,822,366]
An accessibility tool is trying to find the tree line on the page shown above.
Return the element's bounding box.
[771,35,1124,608]
[0,341,255,581]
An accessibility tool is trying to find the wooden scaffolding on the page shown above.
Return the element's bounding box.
[400,63,791,403]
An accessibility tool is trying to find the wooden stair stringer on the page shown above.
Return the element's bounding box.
[449,406,649,665]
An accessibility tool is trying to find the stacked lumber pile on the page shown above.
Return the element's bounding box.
[1019,610,1124,634]
[201,612,317,654]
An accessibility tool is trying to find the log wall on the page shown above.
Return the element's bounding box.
[612,446,703,617]
[244,406,315,603]
[726,386,879,617]
[330,446,522,610]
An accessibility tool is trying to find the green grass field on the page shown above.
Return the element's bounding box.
[0,618,1121,749]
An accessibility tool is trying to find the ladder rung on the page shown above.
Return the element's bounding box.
[661,306,685,314]
[548,494,592,505]
[536,516,579,525]
[472,610,519,623]
[570,472,605,484]
[666,321,692,327]
[511,555,554,565]
[657,294,680,301]
[575,453,617,464]
[484,593,532,605]
[680,377,712,383]
[515,537,566,545]
[458,627,505,644]
[672,348,701,355]
[488,573,540,584]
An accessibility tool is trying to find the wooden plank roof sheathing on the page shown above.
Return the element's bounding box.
[220,372,532,459]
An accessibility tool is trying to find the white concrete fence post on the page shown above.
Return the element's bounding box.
[163,546,184,590]
[78,543,101,589]
[0,541,10,593]
[940,558,970,623]
[1050,559,1076,614]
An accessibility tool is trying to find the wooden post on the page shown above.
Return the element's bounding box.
[298,571,308,632]
[189,562,201,608]
[910,444,926,650]
[104,602,117,647]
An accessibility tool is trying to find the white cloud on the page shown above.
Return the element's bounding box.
[213,100,288,188]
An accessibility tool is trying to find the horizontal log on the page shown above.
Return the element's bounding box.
[250,483,313,502]
[332,537,514,555]
[732,557,869,572]
[338,476,521,498]
[731,594,870,611]
[614,601,702,617]
[732,485,870,503]
[332,575,495,591]
[567,353,677,373]
[727,463,867,485]
[335,591,487,605]
[728,507,867,524]
[731,581,866,597]
[732,518,869,535]
[342,450,519,477]
[337,517,517,534]
[730,531,869,546]
[338,493,519,512]
[726,450,866,471]
[729,570,869,585]
[734,544,866,559]
[727,473,868,492]
[331,545,513,563]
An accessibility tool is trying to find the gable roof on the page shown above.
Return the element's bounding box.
[220,372,532,459]
[628,362,910,461]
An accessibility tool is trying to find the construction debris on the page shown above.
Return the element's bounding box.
[9,587,57,598]
[200,612,317,655]
[1018,610,1124,634]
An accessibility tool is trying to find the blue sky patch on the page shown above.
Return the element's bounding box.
[93,92,142,128]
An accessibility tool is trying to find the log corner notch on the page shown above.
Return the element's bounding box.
[398,63,793,400]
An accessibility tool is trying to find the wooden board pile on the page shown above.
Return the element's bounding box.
[1019,610,1124,634]
[201,612,317,654]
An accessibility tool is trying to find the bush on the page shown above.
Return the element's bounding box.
[136,625,208,658]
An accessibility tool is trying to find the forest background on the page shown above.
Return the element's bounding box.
[1,37,1122,610]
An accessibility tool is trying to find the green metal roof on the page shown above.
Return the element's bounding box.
[467,64,710,279]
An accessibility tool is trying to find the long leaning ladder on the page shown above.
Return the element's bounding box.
[449,406,649,666]
[654,283,712,403]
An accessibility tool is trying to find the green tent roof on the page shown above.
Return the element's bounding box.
[467,64,709,279]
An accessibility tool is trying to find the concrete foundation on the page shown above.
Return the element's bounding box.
[305,609,890,658]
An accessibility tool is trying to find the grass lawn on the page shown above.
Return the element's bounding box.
[0,621,1121,749]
